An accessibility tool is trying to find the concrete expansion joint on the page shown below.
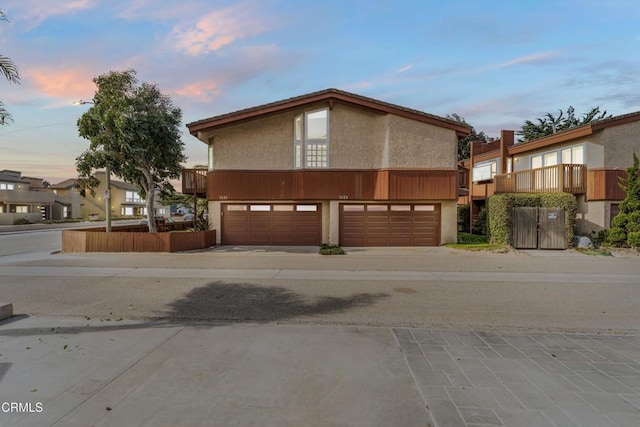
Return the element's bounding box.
[50,324,187,426]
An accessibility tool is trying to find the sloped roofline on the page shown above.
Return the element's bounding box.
[508,110,640,155]
[186,88,472,138]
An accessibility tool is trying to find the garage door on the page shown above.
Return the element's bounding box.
[340,204,440,246]
[222,203,322,245]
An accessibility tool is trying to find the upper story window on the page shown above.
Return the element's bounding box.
[125,191,143,203]
[472,160,498,182]
[561,145,584,164]
[294,108,329,169]
[530,144,584,169]
[0,183,15,190]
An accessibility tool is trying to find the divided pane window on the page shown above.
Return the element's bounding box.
[293,109,329,169]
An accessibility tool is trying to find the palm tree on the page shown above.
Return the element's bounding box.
[1,10,20,125]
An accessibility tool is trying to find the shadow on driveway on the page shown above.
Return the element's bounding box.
[163,281,389,322]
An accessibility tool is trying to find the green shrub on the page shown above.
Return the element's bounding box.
[319,244,345,255]
[487,193,576,246]
[457,205,470,232]
[611,213,629,229]
[457,232,488,244]
[606,227,627,245]
[472,207,488,236]
[13,218,31,225]
[627,232,640,248]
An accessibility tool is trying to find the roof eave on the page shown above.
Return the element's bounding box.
[187,89,472,138]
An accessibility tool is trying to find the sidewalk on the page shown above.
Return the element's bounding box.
[1,316,639,426]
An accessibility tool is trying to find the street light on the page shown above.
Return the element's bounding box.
[74,99,112,232]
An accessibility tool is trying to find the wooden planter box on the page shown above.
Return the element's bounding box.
[62,228,216,253]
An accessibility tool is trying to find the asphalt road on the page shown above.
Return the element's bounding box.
[1,247,639,333]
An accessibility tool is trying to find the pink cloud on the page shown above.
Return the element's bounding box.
[171,3,274,56]
[26,67,96,100]
[174,79,224,102]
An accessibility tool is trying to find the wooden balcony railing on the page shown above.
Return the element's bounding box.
[181,168,208,197]
[494,164,586,195]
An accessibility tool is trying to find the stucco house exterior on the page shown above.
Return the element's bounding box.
[183,88,471,246]
[460,111,640,235]
[50,172,172,220]
[0,170,71,224]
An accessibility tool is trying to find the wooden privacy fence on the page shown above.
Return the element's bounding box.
[512,207,566,249]
[62,228,216,253]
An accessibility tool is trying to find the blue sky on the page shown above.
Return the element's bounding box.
[1,0,639,183]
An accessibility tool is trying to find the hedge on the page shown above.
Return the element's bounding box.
[487,193,577,247]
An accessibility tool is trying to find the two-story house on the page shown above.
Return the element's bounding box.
[0,169,70,224]
[461,111,640,235]
[51,172,173,219]
[183,89,471,246]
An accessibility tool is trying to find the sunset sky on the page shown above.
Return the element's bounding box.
[1,0,639,184]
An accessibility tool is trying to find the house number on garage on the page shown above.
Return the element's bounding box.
[219,196,228,200]
[339,195,349,199]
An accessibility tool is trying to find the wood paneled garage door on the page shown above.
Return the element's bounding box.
[222,203,322,245]
[340,204,440,246]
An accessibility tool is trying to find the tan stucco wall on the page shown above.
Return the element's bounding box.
[601,121,640,168]
[575,195,607,234]
[203,102,458,170]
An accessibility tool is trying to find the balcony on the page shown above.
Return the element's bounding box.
[494,164,586,195]
[181,168,208,197]
[199,169,458,201]
[587,168,627,201]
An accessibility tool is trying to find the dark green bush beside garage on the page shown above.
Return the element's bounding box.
[487,193,577,247]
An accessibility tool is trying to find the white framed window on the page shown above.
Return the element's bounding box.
[544,152,558,167]
[472,160,497,182]
[122,207,134,216]
[0,183,15,190]
[531,155,543,169]
[15,205,28,213]
[343,205,364,211]
[227,205,247,211]
[293,108,329,169]
[390,205,411,211]
[273,205,294,211]
[296,205,318,212]
[367,205,388,211]
[0,205,3,213]
[125,191,143,203]
[62,206,68,218]
[561,145,584,164]
[250,205,271,211]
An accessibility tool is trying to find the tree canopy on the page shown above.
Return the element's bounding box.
[0,10,20,125]
[76,69,186,233]
[518,106,611,142]
[447,113,487,161]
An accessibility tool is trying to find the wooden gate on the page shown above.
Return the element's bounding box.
[512,207,566,249]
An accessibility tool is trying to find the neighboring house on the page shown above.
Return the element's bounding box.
[0,169,70,225]
[51,172,171,219]
[48,178,84,219]
[460,111,640,234]
[183,88,471,246]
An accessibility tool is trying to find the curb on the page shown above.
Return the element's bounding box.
[0,302,13,321]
